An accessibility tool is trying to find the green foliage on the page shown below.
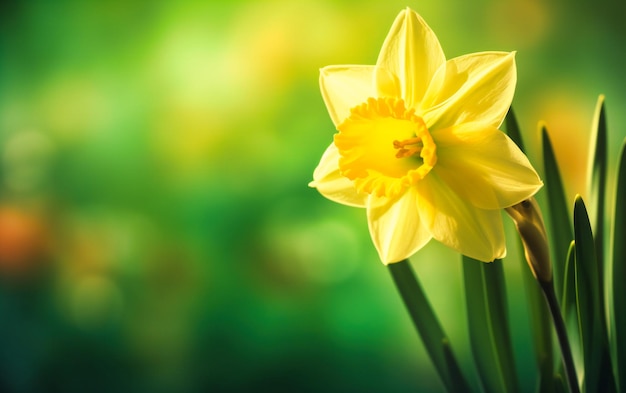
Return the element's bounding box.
[561,240,583,382]
[611,140,626,393]
[586,96,608,295]
[554,375,568,393]
[505,108,555,393]
[504,107,525,151]
[441,338,472,392]
[388,260,473,393]
[573,197,616,393]
[542,125,575,299]
[462,258,519,393]
[562,241,577,319]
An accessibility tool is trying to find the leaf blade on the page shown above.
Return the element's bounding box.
[561,241,577,319]
[586,95,607,296]
[504,106,525,152]
[388,260,473,393]
[573,197,616,393]
[506,108,554,392]
[463,257,519,393]
[542,125,574,300]
[611,139,626,393]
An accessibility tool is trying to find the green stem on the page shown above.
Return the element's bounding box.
[539,279,580,393]
[388,260,472,393]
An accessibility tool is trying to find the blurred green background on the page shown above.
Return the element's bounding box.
[0,0,624,392]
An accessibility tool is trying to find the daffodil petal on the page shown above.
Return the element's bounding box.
[319,65,376,126]
[433,123,543,209]
[310,143,367,208]
[417,173,506,262]
[367,188,432,264]
[421,52,516,130]
[374,66,401,100]
[376,8,445,108]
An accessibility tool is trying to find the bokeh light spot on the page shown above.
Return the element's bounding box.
[70,275,124,329]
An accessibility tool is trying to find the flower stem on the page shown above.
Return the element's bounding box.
[388,260,472,393]
[538,279,580,393]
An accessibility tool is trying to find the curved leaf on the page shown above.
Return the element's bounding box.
[561,241,577,319]
[463,257,519,393]
[573,197,616,392]
[504,106,525,152]
[611,139,626,393]
[586,95,607,295]
[506,109,554,392]
[388,260,473,392]
[542,125,574,300]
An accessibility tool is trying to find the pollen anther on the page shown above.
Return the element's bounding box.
[393,137,423,158]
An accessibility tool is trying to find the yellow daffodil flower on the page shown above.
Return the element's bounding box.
[310,8,543,264]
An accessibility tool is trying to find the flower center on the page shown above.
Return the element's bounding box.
[394,137,423,158]
[334,97,437,198]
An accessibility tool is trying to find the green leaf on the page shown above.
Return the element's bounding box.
[441,338,470,391]
[504,106,525,152]
[611,139,626,393]
[506,108,554,392]
[561,241,580,347]
[573,197,616,393]
[586,95,607,295]
[516,244,554,393]
[463,257,519,393]
[560,241,583,388]
[388,260,473,393]
[542,125,574,300]
[540,279,580,393]
[553,374,568,393]
[561,241,577,319]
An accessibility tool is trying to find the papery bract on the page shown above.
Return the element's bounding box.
[310,8,542,264]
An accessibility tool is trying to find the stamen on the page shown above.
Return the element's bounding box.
[393,137,423,158]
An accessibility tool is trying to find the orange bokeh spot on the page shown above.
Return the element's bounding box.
[0,206,49,279]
